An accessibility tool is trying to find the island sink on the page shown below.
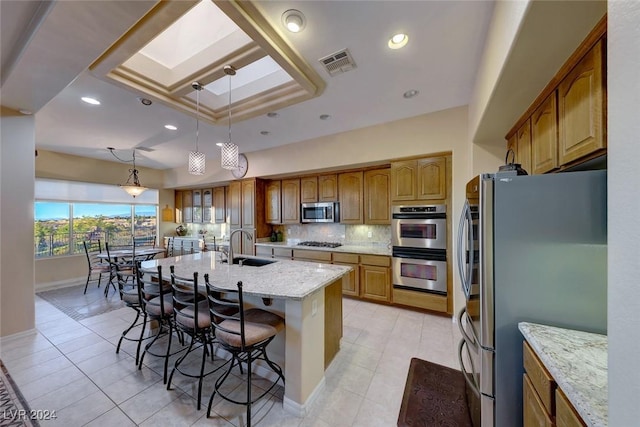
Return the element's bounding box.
[232,257,277,267]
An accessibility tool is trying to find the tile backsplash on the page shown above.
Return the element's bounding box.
[179,222,391,246]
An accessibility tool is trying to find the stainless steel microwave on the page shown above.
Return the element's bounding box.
[301,202,340,223]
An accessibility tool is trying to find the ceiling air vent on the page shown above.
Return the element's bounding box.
[318,49,356,76]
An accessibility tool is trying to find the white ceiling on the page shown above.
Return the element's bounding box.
[2,0,495,170]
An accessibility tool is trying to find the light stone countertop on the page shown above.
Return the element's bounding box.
[255,241,392,256]
[141,251,352,300]
[519,322,607,427]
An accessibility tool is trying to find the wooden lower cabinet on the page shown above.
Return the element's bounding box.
[333,252,359,297]
[324,279,343,368]
[360,255,391,302]
[523,340,587,427]
[555,388,586,427]
[524,374,554,427]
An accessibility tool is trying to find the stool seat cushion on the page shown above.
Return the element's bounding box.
[176,301,211,329]
[145,295,173,316]
[216,308,284,348]
[121,288,140,305]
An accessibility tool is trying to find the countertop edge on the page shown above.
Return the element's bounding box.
[518,322,608,427]
[255,241,391,257]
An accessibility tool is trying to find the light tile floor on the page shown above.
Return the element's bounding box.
[1,293,462,426]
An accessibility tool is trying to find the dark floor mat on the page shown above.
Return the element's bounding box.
[36,281,124,321]
[0,359,39,427]
[397,357,472,427]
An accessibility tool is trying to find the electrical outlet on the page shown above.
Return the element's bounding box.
[312,299,318,316]
[367,231,372,238]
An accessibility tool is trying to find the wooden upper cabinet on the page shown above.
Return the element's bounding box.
[265,180,282,224]
[417,157,446,200]
[515,120,532,176]
[227,181,241,228]
[202,189,212,223]
[300,176,318,203]
[192,189,203,223]
[241,179,256,228]
[390,160,417,201]
[364,168,391,225]
[318,174,338,202]
[282,178,300,223]
[338,171,363,224]
[213,187,226,223]
[175,190,183,223]
[531,92,559,174]
[558,39,605,165]
[182,190,193,223]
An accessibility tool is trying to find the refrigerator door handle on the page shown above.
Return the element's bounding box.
[457,307,479,348]
[457,339,480,398]
[480,176,495,349]
[457,199,469,295]
[480,346,494,397]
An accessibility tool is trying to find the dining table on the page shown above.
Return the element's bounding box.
[96,247,165,295]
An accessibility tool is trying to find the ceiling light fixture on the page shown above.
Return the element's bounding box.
[388,33,409,49]
[319,114,331,120]
[221,65,239,170]
[81,97,100,105]
[165,124,177,130]
[137,97,152,106]
[188,82,206,175]
[109,148,148,197]
[282,9,306,33]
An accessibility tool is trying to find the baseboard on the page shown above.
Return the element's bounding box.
[282,376,326,417]
[35,277,85,292]
[0,328,38,344]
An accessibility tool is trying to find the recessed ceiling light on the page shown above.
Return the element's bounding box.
[137,97,152,106]
[81,97,100,105]
[282,9,306,33]
[319,114,331,120]
[403,89,419,99]
[267,112,279,118]
[19,109,33,115]
[260,130,270,136]
[164,124,177,130]
[216,142,223,147]
[388,33,409,49]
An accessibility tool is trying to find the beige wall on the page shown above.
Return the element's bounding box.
[607,2,640,424]
[1,112,36,337]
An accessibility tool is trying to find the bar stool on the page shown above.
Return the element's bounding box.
[166,269,220,410]
[204,276,285,426]
[137,264,185,383]
[112,262,147,365]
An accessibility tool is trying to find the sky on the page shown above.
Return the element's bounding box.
[35,203,157,220]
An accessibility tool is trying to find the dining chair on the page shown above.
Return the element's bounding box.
[112,262,148,366]
[82,240,110,294]
[166,268,233,410]
[137,264,185,383]
[204,276,285,426]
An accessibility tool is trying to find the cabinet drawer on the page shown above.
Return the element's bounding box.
[523,341,556,415]
[556,388,586,427]
[273,248,293,259]
[333,252,359,264]
[292,249,332,262]
[360,254,390,267]
[523,374,554,427]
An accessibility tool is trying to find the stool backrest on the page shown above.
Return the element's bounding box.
[205,275,246,349]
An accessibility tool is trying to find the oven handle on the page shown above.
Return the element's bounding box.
[458,338,480,398]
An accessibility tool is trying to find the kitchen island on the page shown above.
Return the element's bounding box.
[140,251,351,416]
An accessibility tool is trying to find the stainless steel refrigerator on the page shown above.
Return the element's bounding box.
[456,170,607,427]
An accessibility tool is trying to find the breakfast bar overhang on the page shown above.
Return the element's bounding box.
[141,251,351,416]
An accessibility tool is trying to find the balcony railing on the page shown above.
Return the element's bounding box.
[34,231,156,258]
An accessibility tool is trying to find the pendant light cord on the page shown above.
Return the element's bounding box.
[195,84,200,152]
[227,72,232,142]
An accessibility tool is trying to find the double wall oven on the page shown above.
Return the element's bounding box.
[392,205,447,294]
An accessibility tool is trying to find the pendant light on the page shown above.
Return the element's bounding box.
[188,82,206,175]
[221,65,239,170]
[117,149,148,197]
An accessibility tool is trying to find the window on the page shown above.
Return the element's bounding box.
[35,179,159,258]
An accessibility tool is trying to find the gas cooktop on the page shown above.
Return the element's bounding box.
[297,241,343,248]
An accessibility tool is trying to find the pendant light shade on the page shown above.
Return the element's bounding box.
[221,65,240,170]
[188,82,205,175]
[116,149,148,197]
